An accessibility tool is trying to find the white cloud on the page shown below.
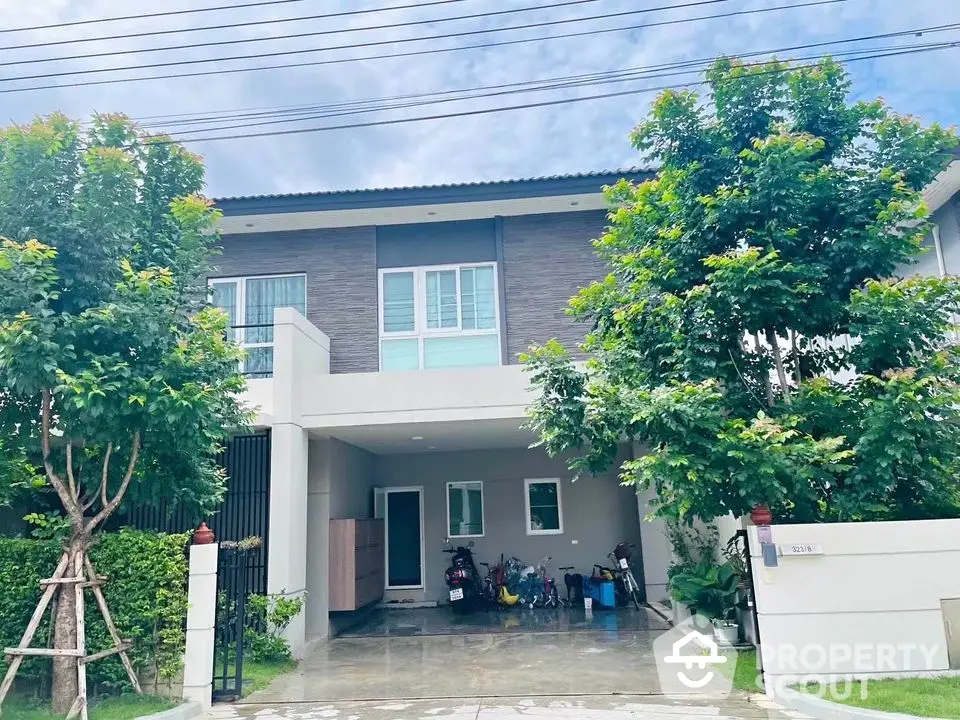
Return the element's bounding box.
[0,0,956,197]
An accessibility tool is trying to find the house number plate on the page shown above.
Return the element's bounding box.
[780,543,824,556]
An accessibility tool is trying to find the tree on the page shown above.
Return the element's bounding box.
[524,58,960,525]
[0,113,249,713]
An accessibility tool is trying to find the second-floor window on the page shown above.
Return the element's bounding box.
[210,273,306,378]
[379,262,501,371]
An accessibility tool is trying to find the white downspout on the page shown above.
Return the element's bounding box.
[932,224,959,343]
[933,223,946,277]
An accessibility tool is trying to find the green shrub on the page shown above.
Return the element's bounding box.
[244,592,304,663]
[0,528,190,693]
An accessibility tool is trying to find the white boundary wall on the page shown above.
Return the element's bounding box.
[748,519,960,693]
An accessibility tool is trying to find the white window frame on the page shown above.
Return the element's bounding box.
[445,481,485,539]
[207,272,306,375]
[524,478,564,536]
[377,262,502,370]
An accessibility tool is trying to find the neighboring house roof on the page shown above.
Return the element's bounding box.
[214,167,652,217]
[923,152,960,215]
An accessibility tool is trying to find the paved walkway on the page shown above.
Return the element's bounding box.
[208,693,800,719]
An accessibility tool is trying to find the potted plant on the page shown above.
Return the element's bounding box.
[668,561,741,644]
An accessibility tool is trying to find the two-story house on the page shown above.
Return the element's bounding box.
[210,169,673,652]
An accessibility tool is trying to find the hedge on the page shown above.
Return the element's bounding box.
[0,528,190,693]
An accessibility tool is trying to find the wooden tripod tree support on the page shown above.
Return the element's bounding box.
[0,550,142,720]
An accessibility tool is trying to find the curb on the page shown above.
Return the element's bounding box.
[647,600,673,624]
[774,685,950,720]
[140,700,203,720]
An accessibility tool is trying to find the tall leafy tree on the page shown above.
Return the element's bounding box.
[525,58,960,525]
[0,114,249,711]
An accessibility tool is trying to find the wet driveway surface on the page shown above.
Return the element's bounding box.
[210,693,797,720]
[240,608,671,703]
[209,607,797,719]
[336,606,669,638]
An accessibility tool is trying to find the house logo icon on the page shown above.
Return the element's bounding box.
[663,631,727,688]
[652,615,737,698]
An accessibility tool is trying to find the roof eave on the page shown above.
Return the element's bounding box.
[214,168,652,217]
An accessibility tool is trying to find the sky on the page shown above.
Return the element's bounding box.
[0,0,957,198]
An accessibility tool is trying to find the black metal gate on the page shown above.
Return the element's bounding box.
[212,546,254,701]
[736,528,762,647]
[112,432,272,595]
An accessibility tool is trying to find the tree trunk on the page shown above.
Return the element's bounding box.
[767,328,792,405]
[51,537,85,714]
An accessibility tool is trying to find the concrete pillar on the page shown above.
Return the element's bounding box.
[266,423,309,657]
[183,543,218,708]
[263,308,326,658]
[636,485,674,603]
[632,442,675,603]
[305,438,332,641]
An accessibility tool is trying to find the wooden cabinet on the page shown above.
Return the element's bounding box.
[329,519,384,612]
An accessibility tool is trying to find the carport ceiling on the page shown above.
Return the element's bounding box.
[318,418,536,454]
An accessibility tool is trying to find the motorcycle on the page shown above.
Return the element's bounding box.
[443,539,481,615]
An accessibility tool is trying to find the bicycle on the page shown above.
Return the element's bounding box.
[532,555,563,608]
[609,542,644,610]
[479,554,506,609]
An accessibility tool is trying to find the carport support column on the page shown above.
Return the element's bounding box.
[633,443,673,603]
[264,308,315,657]
[267,422,309,657]
[305,438,332,641]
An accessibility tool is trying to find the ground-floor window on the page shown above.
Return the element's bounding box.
[524,478,563,535]
[446,481,484,538]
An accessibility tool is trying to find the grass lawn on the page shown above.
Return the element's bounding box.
[4,694,175,720]
[798,675,960,719]
[243,658,297,696]
[720,648,764,694]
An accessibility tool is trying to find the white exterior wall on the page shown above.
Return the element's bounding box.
[748,519,960,692]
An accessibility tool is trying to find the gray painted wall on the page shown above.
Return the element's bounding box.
[372,446,642,603]
[306,436,377,638]
[212,228,380,374]
[213,209,610,373]
[376,220,496,268]
[328,439,377,520]
[501,211,608,361]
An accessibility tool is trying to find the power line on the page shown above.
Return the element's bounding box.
[156,43,958,145]
[0,0,853,91]
[0,0,465,35]
[4,0,609,54]
[137,24,956,130]
[0,0,749,70]
[155,39,960,137]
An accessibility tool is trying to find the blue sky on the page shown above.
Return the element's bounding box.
[0,0,957,197]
